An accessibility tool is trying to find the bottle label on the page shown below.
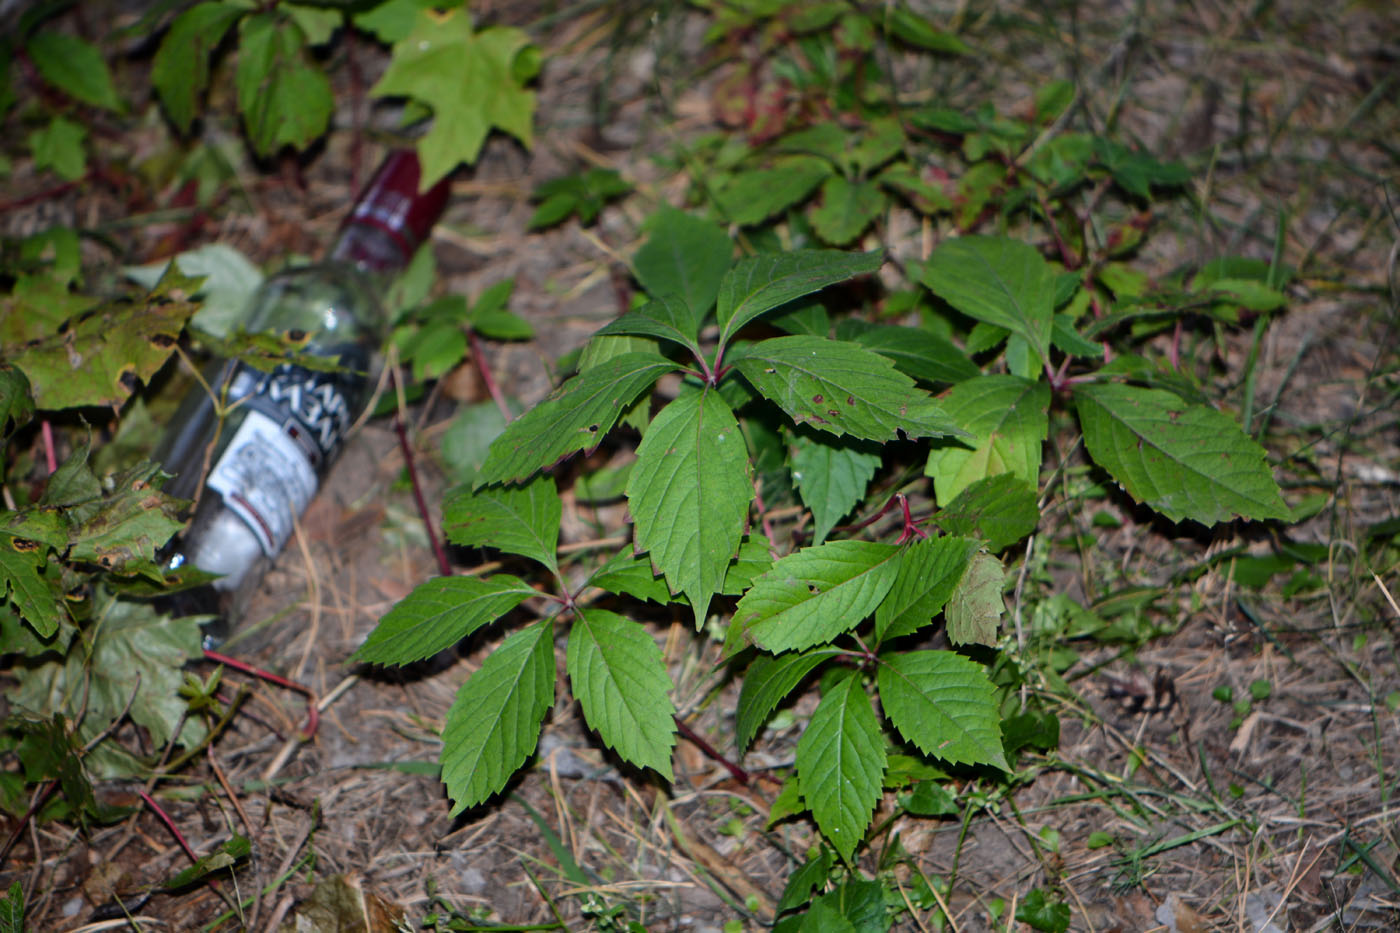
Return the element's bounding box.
[205,361,361,556]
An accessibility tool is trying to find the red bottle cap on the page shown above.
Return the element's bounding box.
[339,150,452,265]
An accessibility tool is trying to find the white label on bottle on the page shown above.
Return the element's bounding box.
[206,409,318,556]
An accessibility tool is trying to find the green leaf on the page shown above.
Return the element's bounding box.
[716,250,883,349]
[443,475,560,572]
[809,176,884,246]
[152,2,245,133]
[10,594,205,755]
[588,549,672,604]
[715,157,831,227]
[627,387,752,626]
[285,3,342,45]
[0,879,24,933]
[735,540,901,654]
[937,473,1040,551]
[1093,138,1189,198]
[595,296,704,356]
[440,619,554,813]
[796,672,885,862]
[0,534,62,639]
[1016,889,1071,933]
[440,402,508,486]
[876,650,1008,770]
[351,0,437,42]
[0,365,34,443]
[873,535,978,643]
[732,335,966,442]
[945,551,1004,647]
[235,13,334,155]
[885,5,970,53]
[476,351,679,486]
[1072,383,1288,524]
[719,532,776,595]
[632,206,733,321]
[125,243,265,341]
[778,847,833,913]
[28,116,86,181]
[566,608,676,778]
[921,235,1055,368]
[925,375,1049,504]
[163,835,251,889]
[26,31,122,111]
[801,897,859,933]
[353,574,536,666]
[848,324,979,386]
[790,431,881,545]
[735,649,840,752]
[63,461,186,574]
[371,8,536,187]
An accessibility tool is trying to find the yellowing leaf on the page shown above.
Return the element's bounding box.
[371,9,537,188]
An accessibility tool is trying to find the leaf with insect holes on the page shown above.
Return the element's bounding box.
[440,619,554,813]
[567,608,676,779]
[920,235,1055,368]
[790,430,881,545]
[627,387,752,627]
[732,336,966,443]
[0,365,34,443]
[152,1,245,133]
[476,352,679,486]
[235,13,333,156]
[874,536,979,643]
[444,475,560,572]
[632,207,733,322]
[1072,382,1288,525]
[877,650,1008,771]
[371,8,537,188]
[946,551,1005,647]
[733,540,901,654]
[735,648,841,752]
[716,250,883,349]
[925,375,1049,505]
[353,575,536,666]
[797,671,885,862]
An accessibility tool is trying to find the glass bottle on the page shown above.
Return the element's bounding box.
[156,152,450,636]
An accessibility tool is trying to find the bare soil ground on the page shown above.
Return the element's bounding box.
[4,1,1400,931]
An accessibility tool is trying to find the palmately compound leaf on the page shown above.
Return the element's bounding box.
[566,608,677,779]
[1073,382,1289,525]
[873,536,980,644]
[443,474,561,572]
[877,650,1008,771]
[632,207,733,323]
[796,671,885,862]
[733,540,901,654]
[477,351,679,486]
[441,619,555,813]
[945,551,1005,647]
[627,387,752,626]
[732,336,967,443]
[790,430,881,546]
[925,375,1049,505]
[920,235,1055,368]
[735,649,840,752]
[371,8,537,187]
[716,250,883,349]
[235,13,334,156]
[353,574,536,666]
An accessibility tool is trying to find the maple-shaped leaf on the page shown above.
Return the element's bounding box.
[372,8,538,189]
[7,268,200,411]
